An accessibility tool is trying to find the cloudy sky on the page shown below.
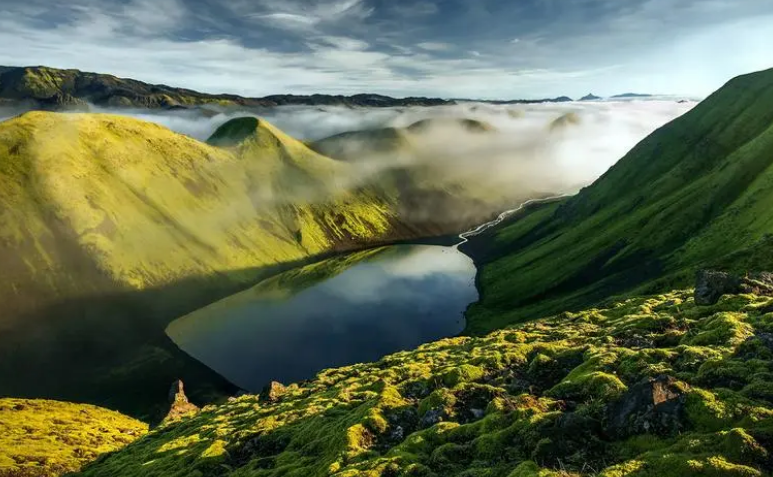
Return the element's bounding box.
[1,0,771,99]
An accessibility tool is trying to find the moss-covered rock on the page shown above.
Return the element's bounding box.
[75,290,773,476]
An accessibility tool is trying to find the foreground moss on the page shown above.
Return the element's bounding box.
[79,291,773,476]
[0,399,147,477]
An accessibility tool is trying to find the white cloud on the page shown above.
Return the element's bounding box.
[242,0,373,32]
[314,35,369,51]
[121,0,187,33]
[0,0,771,98]
[249,12,319,30]
[417,42,452,51]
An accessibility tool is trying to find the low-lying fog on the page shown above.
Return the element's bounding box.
[109,100,697,192]
[0,99,697,200]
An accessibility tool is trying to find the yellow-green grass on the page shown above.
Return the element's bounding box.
[0,399,147,477]
[0,112,404,417]
[0,110,521,418]
[78,290,773,476]
[464,67,773,334]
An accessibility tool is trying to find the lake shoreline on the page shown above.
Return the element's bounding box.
[458,196,570,336]
[162,199,566,410]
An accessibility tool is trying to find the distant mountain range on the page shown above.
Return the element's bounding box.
[0,65,663,110]
[610,92,653,98]
[0,66,452,109]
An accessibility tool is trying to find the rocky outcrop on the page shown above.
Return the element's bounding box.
[259,381,287,403]
[605,375,689,438]
[695,270,773,305]
[163,380,200,424]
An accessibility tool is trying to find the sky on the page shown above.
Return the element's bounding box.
[0,0,771,99]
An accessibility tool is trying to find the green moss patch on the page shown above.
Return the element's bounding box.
[78,291,773,476]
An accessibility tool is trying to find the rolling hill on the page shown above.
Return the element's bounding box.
[462,67,773,334]
[0,111,506,418]
[307,117,495,162]
[307,117,548,234]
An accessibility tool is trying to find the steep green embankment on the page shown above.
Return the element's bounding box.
[77,290,773,476]
[464,67,773,334]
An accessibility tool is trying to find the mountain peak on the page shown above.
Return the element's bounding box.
[206,117,261,147]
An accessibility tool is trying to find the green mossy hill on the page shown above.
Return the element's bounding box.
[0,111,406,417]
[79,291,773,477]
[464,67,773,334]
[308,127,409,162]
[406,117,496,134]
[308,117,531,236]
[0,399,146,477]
[0,111,401,323]
[308,117,495,162]
[207,117,261,147]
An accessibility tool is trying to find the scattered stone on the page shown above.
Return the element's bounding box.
[259,381,287,403]
[695,270,773,305]
[695,270,741,305]
[163,380,200,424]
[419,408,445,428]
[605,375,689,438]
[531,412,605,467]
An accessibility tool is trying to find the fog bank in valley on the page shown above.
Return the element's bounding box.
[0,99,696,212]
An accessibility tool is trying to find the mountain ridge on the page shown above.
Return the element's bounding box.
[0,65,673,110]
[462,66,773,334]
[0,66,453,109]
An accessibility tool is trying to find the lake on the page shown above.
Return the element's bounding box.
[166,244,477,392]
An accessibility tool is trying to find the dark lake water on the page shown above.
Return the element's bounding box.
[166,244,477,391]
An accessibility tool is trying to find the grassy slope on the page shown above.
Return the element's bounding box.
[78,290,773,477]
[0,399,147,477]
[0,112,408,417]
[464,67,773,334]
